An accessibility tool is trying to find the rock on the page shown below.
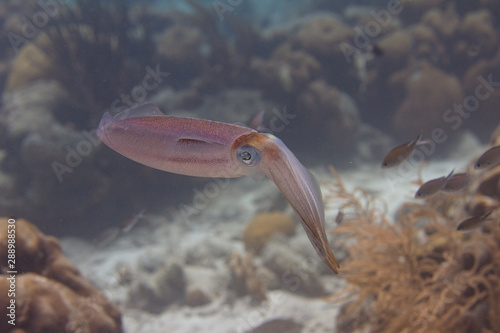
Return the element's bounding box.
[390,62,463,138]
[292,16,354,61]
[260,238,326,297]
[227,252,267,302]
[185,288,211,307]
[250,45,320,96]
[0,218,122,333]
[410,24,442,62]
[376,30,412,70]
[460,9,497,57]
[156,24,206,81]
[462,48,500,140]
[0,273,122,333]
[127,261,186,313]
[399,0,445,24]
[422,5,460,39]
[243,212,296,254]
[295,80,360,154]
[246,318,303,333]
[155,262,186,302]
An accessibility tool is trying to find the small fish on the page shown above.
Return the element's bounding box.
[474,145,500,169]
[122,209,147,233]
[335,210,344,225]
[370,43,383,57]
[93,227,120,248]
[441,173,470,192]
[457,210,494,231]
[415,170,454,199]
[382,132,429,168]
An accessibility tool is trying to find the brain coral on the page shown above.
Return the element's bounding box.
[390,62,463,138]
[0,218,122,333]
[243,212,296,253]
[292,16,354,61]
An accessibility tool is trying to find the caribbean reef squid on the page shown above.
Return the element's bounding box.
[97,102,340,274]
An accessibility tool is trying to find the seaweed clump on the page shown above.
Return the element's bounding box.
[323,166,500,333]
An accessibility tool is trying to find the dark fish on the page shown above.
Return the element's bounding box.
[122,209,146,233]
[474,145,500,169]
[371,44,383,57]
[335,210,344,225]
[382,132,429,168]
[415,170,454,199]
[441,173,470,192]
[457,210,494,231]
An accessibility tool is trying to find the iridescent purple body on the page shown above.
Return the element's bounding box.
[97,102,340,273]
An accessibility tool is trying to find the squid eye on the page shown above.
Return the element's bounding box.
[236,145,261,166]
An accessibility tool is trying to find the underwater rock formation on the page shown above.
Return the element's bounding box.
[292,16,354,62]
[185,287,211,307]
[250,46,320,97]
[0,1,186,237]
[0,82,181,237]
[399,0,445,24]
[390,62,463,138]
[243,212,296,254]
[127,262,186,313]
[462,48,500,139]
[156,23,207,83]
[422,5,460,40]
[260,237,327,297]
[295,80,360,153]
[0,218,122,333]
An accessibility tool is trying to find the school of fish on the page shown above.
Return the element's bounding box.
[382,134,500,231]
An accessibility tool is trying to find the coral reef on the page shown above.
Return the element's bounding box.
[156,23,206,83]
[243,212,296,254]
[292,16,354,62]
[3,0,500,240]
[322,167,500,333]
[390,62,463,138]
[295,80,360,153]
[462,48,500,139]
[0,218,122,332]
[6,0,154,113]
[0,273,122,333]
[250,46,320,97]
[0,82,180,237]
